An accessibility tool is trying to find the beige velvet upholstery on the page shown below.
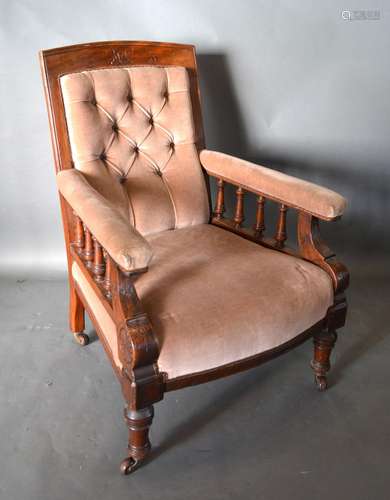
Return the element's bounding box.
[57,169,152,272]
[200,150,346,220]
[60,66,209,236]
[72,224,334,380]
[72,261,119,363]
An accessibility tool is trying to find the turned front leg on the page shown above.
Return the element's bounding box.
[311,330,337,391]
[120,406,154,474]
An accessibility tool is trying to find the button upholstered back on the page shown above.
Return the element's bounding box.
[60,66,209,235]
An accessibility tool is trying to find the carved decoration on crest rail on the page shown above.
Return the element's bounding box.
[109,48,159,66]
[109,48,132,66]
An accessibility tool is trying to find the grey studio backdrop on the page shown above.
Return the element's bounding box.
[0,0,389,277]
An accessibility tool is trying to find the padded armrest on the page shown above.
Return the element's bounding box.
[57,169,153,272]
[200,150,346,220]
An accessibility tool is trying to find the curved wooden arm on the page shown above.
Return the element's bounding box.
[109,258,165,410]
[110,262,159,370]
[297,212,349,294]
[297,214,349,332]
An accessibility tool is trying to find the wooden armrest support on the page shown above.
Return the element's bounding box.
[110,261,164,409]
[69,212,164,409]
[297,212,349,293]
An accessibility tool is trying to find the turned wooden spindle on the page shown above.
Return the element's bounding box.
[83,226,94,268]
[254,196,266,236]
[92,237,105,282]
[214,178,225,219]
[103,250,112,299]
[275,204,288,248]
[74,214,85,253]
[234,187,244,228]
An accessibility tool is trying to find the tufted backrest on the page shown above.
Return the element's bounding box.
[60,66,209,235]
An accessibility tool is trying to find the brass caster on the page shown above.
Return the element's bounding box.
[73,332,89,346]
[315,375,328,392]
[120,457,140,475]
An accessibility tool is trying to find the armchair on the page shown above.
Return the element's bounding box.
[40,41,349,474]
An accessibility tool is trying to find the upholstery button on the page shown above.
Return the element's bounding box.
[169,141,175,150]
[127,95,132,102]
[100,153,106,161]
[119,175,126,184]
[112,122,118,132]
[91,98,97,106]
[133,146,139,154]
[149,117,154,125]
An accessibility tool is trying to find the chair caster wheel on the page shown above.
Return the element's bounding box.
[120,457,139,475]
[73,332,89,346]
[315,375,328,391]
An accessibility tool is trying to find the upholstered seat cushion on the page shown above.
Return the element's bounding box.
[72,224,333,381]
[136,224,333,379]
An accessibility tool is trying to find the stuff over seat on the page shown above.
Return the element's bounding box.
[137,224,333,379]
[72,224,333,380]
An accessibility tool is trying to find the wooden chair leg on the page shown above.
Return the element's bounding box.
[120,406,154,475]
[311,330,337,391]
[69,282,89,346]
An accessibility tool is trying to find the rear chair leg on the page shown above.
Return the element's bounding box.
[311,330,337,391]
[120,406,154,475]
[69,282,89,346]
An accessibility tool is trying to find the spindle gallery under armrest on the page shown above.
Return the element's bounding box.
[209,173,349,293]
[72,214,114,300]
[211,175,295,254]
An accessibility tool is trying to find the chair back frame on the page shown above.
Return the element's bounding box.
[40,41,207,278]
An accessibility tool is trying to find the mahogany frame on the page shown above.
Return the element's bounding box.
[39,41,349,474]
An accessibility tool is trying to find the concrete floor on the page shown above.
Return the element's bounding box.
[1,255,390,500]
